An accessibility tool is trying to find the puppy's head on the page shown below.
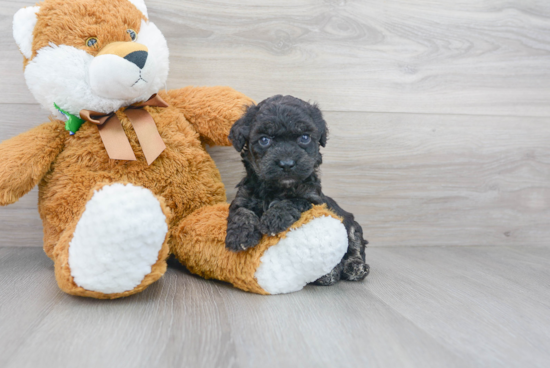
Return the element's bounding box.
[229,95,328,186]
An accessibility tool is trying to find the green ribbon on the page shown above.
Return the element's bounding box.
[54,103,85,135]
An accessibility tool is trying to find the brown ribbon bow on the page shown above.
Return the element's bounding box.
[80,94,168,165]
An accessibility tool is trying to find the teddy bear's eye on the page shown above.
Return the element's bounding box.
[127,29,137,41]
[85,37,98,48]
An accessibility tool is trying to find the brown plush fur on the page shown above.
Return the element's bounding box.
[25,0,145,66]
[160,88,252,147]
[37,88,243,260]
[0,121,65,205]
[27,86,253,298]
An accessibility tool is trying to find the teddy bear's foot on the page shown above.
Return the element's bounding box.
[53,183,170,298]
[254,215,348,294]
[171,203,348,295]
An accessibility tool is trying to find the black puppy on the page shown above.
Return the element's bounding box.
[225,95,369,285]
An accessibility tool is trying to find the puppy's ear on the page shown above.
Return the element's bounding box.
[229,104,259,151]
[309,103,328,147]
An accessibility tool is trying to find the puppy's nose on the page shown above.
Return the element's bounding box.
[278,159,296,170]
[124,51,148,69]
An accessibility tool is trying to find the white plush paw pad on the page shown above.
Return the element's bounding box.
[69,183,168,294]
[255,216,348,294]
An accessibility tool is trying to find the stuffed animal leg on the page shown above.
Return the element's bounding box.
[171,203,348,295]
[52,182,172,299]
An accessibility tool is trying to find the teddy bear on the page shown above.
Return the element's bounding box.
[0,0,349,299]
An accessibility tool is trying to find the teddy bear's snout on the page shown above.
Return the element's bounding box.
[88,41,157,100]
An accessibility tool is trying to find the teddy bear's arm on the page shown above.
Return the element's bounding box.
[0,121,65,205]
[160,87,254,146]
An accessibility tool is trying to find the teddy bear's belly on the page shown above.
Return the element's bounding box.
[38,132,227,257]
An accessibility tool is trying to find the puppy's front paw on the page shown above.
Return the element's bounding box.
[260,200,309,236]
[341,258,370,281]
[225,209,263,252]
[260,208,300,236]
[225,223,263,252]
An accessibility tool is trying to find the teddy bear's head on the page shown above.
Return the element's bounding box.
[13,0,169,118]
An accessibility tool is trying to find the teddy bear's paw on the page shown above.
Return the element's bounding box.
[254,215,348,294]
[68,183,168,294]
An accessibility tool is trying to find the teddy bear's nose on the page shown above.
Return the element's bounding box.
[124,50,148,69]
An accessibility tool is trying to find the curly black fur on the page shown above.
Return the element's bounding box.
[226,95,369,285]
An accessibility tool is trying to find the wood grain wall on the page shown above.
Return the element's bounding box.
[0,0,549,247]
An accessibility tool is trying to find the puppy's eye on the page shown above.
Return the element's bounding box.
[258,137,272,147]
[127,29,137,41]
[298,134,311,145]
[86,37,99,48]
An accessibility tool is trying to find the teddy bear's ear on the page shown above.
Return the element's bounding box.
[127,0,148,18]
[13,6,39,59]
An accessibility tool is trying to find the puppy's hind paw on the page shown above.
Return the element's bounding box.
[342,258,370,281]
[312,262,343,286]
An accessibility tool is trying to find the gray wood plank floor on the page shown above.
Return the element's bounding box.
[1,246,549,368]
